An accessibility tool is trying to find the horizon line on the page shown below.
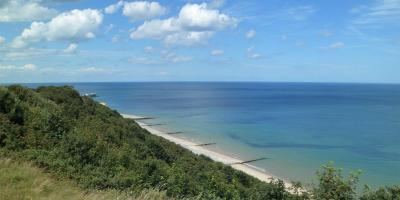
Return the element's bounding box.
[1,80,400,86]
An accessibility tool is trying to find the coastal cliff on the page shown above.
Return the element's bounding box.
[0,85,398,200]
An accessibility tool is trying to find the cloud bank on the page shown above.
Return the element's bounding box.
[130,3,237,46]
[11,9,103,48]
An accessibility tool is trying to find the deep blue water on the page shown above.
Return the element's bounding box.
[25,82,400,187]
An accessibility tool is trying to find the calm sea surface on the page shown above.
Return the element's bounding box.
[26,82,400,187]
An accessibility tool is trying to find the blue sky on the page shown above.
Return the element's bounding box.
[0,0,399,83]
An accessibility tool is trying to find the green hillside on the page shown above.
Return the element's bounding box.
[0,85,299,199]
[0,158,172,200]
[0,85,398,200]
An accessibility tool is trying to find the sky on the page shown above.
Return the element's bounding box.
[0,0,399,83]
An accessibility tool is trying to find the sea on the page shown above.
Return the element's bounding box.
[25,82,400,188]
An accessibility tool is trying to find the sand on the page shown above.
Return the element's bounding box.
[122,114,294,190]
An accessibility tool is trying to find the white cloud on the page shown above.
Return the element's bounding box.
[11,9,103,48]
[0,64,16,70]
[0,36,5,44]
[351,0,400,26]
[130,3,237,46]
[63,43,78,53]
[327,42,345,49]
[131,18,179,39]
[246,29,256,38]
[164,31,214,46]
[105,1,124,14]
[211,49,224,56]
[22,63,37,71]
[249,53,261,59]
[79,67,104,73]
[178,3,236,31]
[0,0,58,22]
[123,1,166,21]
[3,48,56,61]
[162,51,192,63]
[247,46,261,59]
[0,63,37,71]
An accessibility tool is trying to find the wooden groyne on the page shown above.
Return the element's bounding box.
[165,131,184,135]
[230,157,268,165]
[121,114,156,120]
[195,142,217,147]
[142,123,165,127]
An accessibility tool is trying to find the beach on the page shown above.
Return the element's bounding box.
[122,114,294,189]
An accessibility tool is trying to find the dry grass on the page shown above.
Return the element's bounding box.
[0,158,172,200]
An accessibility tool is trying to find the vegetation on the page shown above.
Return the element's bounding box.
[0,158,171,200]
[0,85,399,199]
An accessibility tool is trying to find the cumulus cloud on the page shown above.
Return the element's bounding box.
[130,3,237,46]
[0,0,58,22]
[123,1,166,21]
[211,49,224,56]
[105,1,124,14]
[11,9,103,48]
[246,29,256,38]
[105,1,166,21]
[63,43,78,53]
[131,18,178,39]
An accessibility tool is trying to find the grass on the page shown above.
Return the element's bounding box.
[0,158,172,200]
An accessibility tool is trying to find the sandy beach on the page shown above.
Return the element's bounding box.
[122,114,294,189]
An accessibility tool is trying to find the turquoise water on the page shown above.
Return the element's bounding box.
[28,82,400,187]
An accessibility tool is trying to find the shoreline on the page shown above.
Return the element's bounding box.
[122,113,294,190]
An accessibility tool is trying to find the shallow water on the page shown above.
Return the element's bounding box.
[26,82,400,187]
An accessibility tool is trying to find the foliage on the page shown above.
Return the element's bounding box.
[0,157,173,200]
[360,186,400,200]
[0,85,295,199]
[312,162,361,200]
[1,85,399,200]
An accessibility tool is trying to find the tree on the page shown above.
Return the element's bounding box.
[312,162,361,200]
